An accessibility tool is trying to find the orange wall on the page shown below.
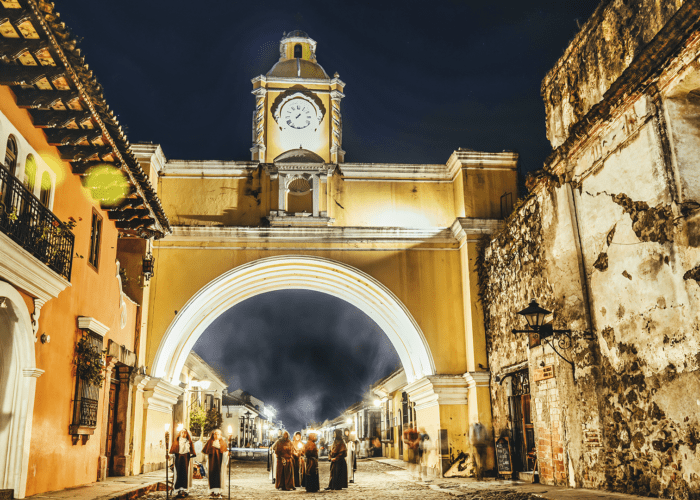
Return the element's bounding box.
[1,86,139,495]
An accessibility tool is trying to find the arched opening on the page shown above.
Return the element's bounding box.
[39,171,52,207]
[0,282,42,499]
[152,256,435,386]
[23,154,36,194]
[4,135,17,174]
[294,43,302,58]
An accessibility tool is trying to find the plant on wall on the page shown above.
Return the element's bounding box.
[203,407,223,436]
[190,404,207,438]
[74,335,105,386]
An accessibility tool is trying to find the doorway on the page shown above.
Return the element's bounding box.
[105,378,119,476]
[508,369,535,473]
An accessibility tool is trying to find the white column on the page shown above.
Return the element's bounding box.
[278,174,286,214]
[312,174,320,217]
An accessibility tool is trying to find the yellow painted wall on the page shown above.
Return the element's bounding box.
[459,168,518,219]
[146,245,467,376]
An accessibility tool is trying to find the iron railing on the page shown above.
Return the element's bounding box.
[0,161,74,280]
[71,332,103,431]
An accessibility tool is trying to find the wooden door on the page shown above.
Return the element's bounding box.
[105,380,119,475]
[508,370,535,472]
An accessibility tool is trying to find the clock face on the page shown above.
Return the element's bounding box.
[282,99,314,130]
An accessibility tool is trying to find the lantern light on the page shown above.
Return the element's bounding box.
[200,380,211,390]
[516,299,551,330]
[228,425,233,435]
[373,399,381,407]
[164,423,170,432]
[176,423,183,433]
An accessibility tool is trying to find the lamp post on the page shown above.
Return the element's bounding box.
[243,410,253,447]
[511,299,575,377]
[227,425,233,500]
[164,423,170,500]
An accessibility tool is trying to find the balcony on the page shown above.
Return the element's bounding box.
[0,162,74,281]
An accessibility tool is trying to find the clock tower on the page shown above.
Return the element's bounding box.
[250,31,345,164]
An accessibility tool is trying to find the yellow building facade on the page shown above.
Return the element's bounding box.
[139,31,517,476]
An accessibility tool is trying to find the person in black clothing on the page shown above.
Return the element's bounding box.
[302,433,320,492]
[326,429,348,490]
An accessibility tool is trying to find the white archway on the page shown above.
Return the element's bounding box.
[152,255,436,385]
[0,282,43,499]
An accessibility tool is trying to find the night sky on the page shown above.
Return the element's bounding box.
[193,291,401,431]
[57,1,601,432]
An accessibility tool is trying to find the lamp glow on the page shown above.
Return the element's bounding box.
[176,423,183,433]
[164,423,170,432]
[200,380,212,390]
[346,418,352,425]
[373,399,381,406]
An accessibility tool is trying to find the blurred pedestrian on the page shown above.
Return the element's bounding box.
[370,436,382,457]
[273,431,295,490]
[303,433,320,492]
[202,429,228,498]
[326,429,348,490]
[403,427,420,480]
[292,431,305,487]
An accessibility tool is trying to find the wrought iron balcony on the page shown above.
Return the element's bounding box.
[0,162,74,280]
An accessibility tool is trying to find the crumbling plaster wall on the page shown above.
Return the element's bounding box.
[484,63,700,500]
[542,0,685,148]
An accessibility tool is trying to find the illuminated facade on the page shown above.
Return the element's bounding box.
[139,30,518,477]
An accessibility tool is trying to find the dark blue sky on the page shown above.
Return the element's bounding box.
[193,290,400,431]
[58,0,598,171]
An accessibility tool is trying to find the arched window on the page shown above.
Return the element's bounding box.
[39,171,52,206]
[24,154,36,194]
[5,135,17,173]
[294,43,302,58]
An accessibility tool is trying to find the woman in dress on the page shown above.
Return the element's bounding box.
[201,429,229,498]
[169,428,196,498]
[327,429,348,490]
[292,431,305,487]
[303,433,320,492]
[273,431,295,490]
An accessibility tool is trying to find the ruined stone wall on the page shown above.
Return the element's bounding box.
[483,4,700,497]
[542,0,686,148]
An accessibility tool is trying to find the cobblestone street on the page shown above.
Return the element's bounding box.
[139,460,541,500]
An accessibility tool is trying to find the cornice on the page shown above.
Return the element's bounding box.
[463,371,491,388]
[405,375,469,411]
[143,378,184,413]
[450,218,504,242]
[164,225,456,244]
[132,143,167,174]
[340,162,448,181]
[445,150,519,179]
[77,316,110,337]
[0,232,71,303]
[160,160,259,178]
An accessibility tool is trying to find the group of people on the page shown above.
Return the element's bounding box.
[168,428,228,498]
[268,428,357,492]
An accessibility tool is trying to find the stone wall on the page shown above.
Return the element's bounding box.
[482,2,700,498]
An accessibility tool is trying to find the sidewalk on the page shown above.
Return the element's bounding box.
[25,471,166,500]
[370,458,654,500]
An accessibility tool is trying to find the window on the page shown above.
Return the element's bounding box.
[294,43,302,58]
[88,209,102,269]
[5,135,17,173]
[23,154,36,194]
[39,171,51,206]
[70,330,103,440]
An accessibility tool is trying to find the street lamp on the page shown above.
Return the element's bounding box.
[227,425,233,500]
[164,423,170,500]
[512,299,575,376]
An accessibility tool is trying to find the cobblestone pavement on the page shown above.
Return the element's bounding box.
[139,459,543,500]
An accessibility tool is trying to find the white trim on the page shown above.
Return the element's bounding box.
[77,316,110,337]
[405,375,469,411]
[157,245,459,252]
[0,281,39,499]
[165,225,456,244]
[143,378,184,414]
[160,160,258,178]
[0,231,71,303]
[463,371,491,388]
[152,256,436,385]
[450,218,503,242]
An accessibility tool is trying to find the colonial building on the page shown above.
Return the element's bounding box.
[139,29,517,479]
[0,0,170,497]
[481,1,700,497]
[221,390,272,448]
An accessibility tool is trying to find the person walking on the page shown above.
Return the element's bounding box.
[292,431,305,487]
[202,429,229,498]
[169,427,196,498]
[326,429,348,490]
[273,431,295,490]
[302,433,320,492]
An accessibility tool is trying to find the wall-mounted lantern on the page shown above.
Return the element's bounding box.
[142,252,155,281]
[512,299,575,377]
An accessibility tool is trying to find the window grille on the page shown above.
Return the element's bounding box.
[70,330,103,438]
[88,209,102,269]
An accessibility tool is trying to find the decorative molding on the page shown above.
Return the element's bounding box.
[165,225,456,244]
[143,378,183,413]
[450,218,504,242]
[77,316,110,337]
[22,368,44,378]
[463,371,491,388]
[405,375,469,411]
[115,260,127,329]
[160,160,258,178]
[133,374,151,393]
[445,150,519,180]
[106,340,137,368]
[340,162,448,181]
[267,215,335,227]
[131,143,167,175]
[0,231,71,304]
[31,297,46,341]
